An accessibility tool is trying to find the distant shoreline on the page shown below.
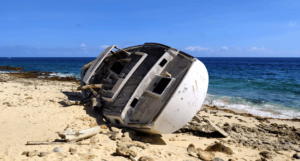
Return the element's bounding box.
[0,65,80,83]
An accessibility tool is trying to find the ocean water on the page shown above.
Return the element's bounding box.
[1,57,300,119]
[199,57,300,119]
[0,57,94,77]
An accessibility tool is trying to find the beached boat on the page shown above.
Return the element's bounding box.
[79,43,209,134]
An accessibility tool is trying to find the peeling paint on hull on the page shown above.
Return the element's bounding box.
[80,43,209,134]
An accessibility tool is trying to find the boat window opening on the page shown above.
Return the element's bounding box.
[130,98,139,108]
[159,59,168,67]
[110,62,124,75]
[114,119,120,125]
[152,78,172,95]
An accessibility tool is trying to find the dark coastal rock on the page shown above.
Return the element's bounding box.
[0,66,24,71]
[227,139,237,144]
[251,127,259,133]
[139,156,154,161]
[255,145,270,151]
[179,110,300,153]
[296,129,300,137]
[222,126,232,134]
[293,153,300,159]
[255,117,269,122]
[223,122,230,126]
[210,111,218,114]
[4,70,79,82]
[187,144,197,154]
[212,157,224,161]
[205,142,233,155]
[257,123,300,145]
[262,140,271,145]
[232,126,242,133]
[69,147,77,154]
[223,115,233,119]
[259,151,276,159]
[257,140,263,145]
[2,102,12,107]
[255,158,268,161]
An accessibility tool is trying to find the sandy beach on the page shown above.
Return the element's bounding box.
[1,73,300,161]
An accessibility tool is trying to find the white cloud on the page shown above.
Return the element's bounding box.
[185,46,209,52]
[99,45,109,49]
[221,46,228,50]
[80,43,86,47]
[251,47,265,50]
[289,21,297,27]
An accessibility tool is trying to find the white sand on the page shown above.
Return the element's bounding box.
[0,74,297,161]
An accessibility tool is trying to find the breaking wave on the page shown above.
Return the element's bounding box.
[204,94,300,119]
[49,72,80,78]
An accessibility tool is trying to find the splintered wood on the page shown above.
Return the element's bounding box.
[194,115,229,137]
[58,126,101,142]
[27,126,101,145]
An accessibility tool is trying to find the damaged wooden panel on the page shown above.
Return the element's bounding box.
[79,43,209,134]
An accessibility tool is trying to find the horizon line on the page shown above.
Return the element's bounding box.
[1,57,300,58]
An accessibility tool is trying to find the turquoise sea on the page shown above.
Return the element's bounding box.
[1,57,299,119]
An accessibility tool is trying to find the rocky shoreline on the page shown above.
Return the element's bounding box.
[0,66,80,83]
[0,73,299,160]
[182,109,300,153]
[0,66,24,71]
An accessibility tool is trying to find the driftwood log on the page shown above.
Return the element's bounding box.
[58,126,101,142]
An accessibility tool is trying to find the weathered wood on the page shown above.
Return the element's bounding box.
[65,98,91,105]
[77,84,103,90]
[66,100,82,105]
[203,117,229,137]
[194,115,228,137]
[100,132,119,135]
[193,115,204,122]
[26,141,90,145]
[58,126,101,142]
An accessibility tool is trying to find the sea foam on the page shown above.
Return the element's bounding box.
[204,94,300,119]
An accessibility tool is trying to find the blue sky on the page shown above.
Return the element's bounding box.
[1,0,300,57]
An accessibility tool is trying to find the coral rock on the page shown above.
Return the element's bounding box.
[116,146,137,157]
[198,151,215,161]
[205,142,233,155]
[138,156,155,161]
[259,151,277,159]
